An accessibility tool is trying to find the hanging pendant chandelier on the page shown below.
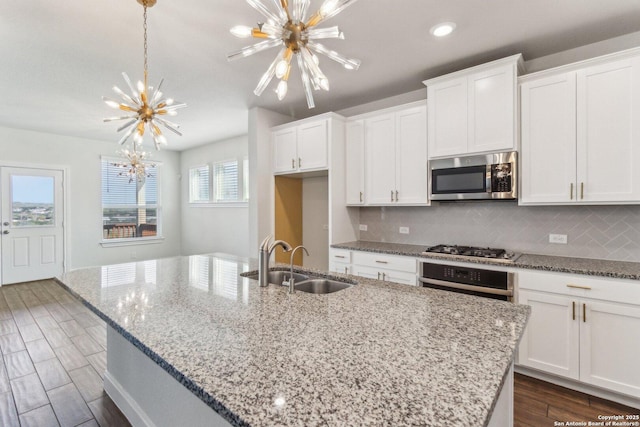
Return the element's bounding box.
[102,0,186,150]
[228,0,361,109]
[111,145,156,183]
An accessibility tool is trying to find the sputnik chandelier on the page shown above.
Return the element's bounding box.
[228,0,361,109]
[102,0,186,151]
[112,147,156,183]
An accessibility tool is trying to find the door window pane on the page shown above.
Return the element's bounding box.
[11,175,55,227]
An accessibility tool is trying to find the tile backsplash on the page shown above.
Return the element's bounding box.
[358,202,640,262]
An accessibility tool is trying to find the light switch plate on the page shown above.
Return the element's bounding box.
[399,227,410,234]
[359,224,368,231]
[549,234,568,244]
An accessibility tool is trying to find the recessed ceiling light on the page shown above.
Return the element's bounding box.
[430,22,456,37]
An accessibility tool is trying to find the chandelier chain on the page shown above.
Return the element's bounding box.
[143,4,148,85]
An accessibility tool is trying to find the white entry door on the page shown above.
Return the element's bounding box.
[1,167,64,285]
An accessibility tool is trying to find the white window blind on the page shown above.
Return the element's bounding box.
[189,165,210,202]
[101,158,161,240]
[213,160,239,202]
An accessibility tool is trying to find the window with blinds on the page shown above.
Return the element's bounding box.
[188,157,248,205]
[101,158,161,240]
[189,165,210,203]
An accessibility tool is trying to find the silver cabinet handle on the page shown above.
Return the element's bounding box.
[382,272,386,281]
[334,255,346,259]
[377,272,381,280]
[298,157,301,168]
[566,284,591,290]
[375,260,388,264]
[395,190,398,202]
[570,183,574,200]
[572,301,576,321]
[580,182,584,200]
[583,303,586,323]
[292,158,295,169]
[360,192,363,203]
[391,191,394,202]
[2,222,8,226]
[344,266,348,274]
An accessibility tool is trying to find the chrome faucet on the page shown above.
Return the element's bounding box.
[288,245,309,294]
[258,235,292,287]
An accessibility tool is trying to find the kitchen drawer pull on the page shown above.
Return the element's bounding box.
[377,272,381,280]
[580,182,584,200]
[572,301,575,320]
[344,266,348,274]
[291,158,295,169]
[566,284,591,290]
[382,272,386,281]
[395,190,399,202]
[570,183,574,200]
[390,191,394,202]
[334,255,346,259]
[583,303,586,323]
[298,157,302,168]
[375,260,388,264]
[359,192,363,203]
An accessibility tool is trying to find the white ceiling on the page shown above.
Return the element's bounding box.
[2,0,640,151]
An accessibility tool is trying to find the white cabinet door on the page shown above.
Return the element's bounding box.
[298,120,328,171]
[468,63,516,153]
[517,290,580,380]
[427,76,468,158]
[329,263,351,275]
[365,113,397,204]
[351,264,381,280]
[346,120,365,205]
[395,105,428,205]
[520,73,577,204]
[580,300,640,398]
[273,127,298,173]
[577,57,640,203]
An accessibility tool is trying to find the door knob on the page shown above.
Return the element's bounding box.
[2,222,8,226]
[2,230,9,234]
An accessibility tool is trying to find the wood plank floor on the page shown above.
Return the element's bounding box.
[514,372,639,426]
[2,279,638,426]
[0,280,130,427]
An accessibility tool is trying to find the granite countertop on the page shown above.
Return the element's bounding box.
[57,252,530,427]
[331,241,640,280]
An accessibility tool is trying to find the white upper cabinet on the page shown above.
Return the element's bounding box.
[424,54,523,158]
[272,117,329,174]
[520,49,640,205]
[348,101,428,206]
[345,120,365,205]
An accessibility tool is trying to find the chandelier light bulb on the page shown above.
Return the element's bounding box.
[228,0,361,109]
[276,80,288,100]
[230,25,254,38]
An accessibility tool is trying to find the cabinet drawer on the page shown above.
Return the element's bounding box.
[329,263,351,275]
[351,264,417,286]
[517,270,640,305]
[352,251,416,273]
[329,249,351,264]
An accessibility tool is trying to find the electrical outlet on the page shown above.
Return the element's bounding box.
[359,224,368,231]
[399,227,410,234]
[549,234,568,244]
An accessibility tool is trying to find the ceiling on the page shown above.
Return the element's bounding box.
[2,0,640,151]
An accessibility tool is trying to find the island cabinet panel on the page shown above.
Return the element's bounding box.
[520,50,640,205]
[517,269,640,399]
[425,54,522,158]
[346,101,429,207]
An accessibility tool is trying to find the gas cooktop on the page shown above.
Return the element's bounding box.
[422,244,521,262]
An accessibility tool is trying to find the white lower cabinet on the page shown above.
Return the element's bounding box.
[351,251,417,286]
[517,270,640,399]
[329,248,351,275]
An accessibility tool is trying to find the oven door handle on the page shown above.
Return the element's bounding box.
[418,277,514,297]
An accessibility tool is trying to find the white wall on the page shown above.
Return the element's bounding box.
[0,126,182,270]
[180,135,250,257]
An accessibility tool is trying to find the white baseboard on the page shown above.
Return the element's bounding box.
[515,365,640,410]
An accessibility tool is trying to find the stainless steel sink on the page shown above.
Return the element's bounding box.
[244,271,309,286]
[295,279,352,294]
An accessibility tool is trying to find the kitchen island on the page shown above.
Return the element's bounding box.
[57,253,530,427]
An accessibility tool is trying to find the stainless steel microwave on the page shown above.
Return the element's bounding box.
[429,151,517,201]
